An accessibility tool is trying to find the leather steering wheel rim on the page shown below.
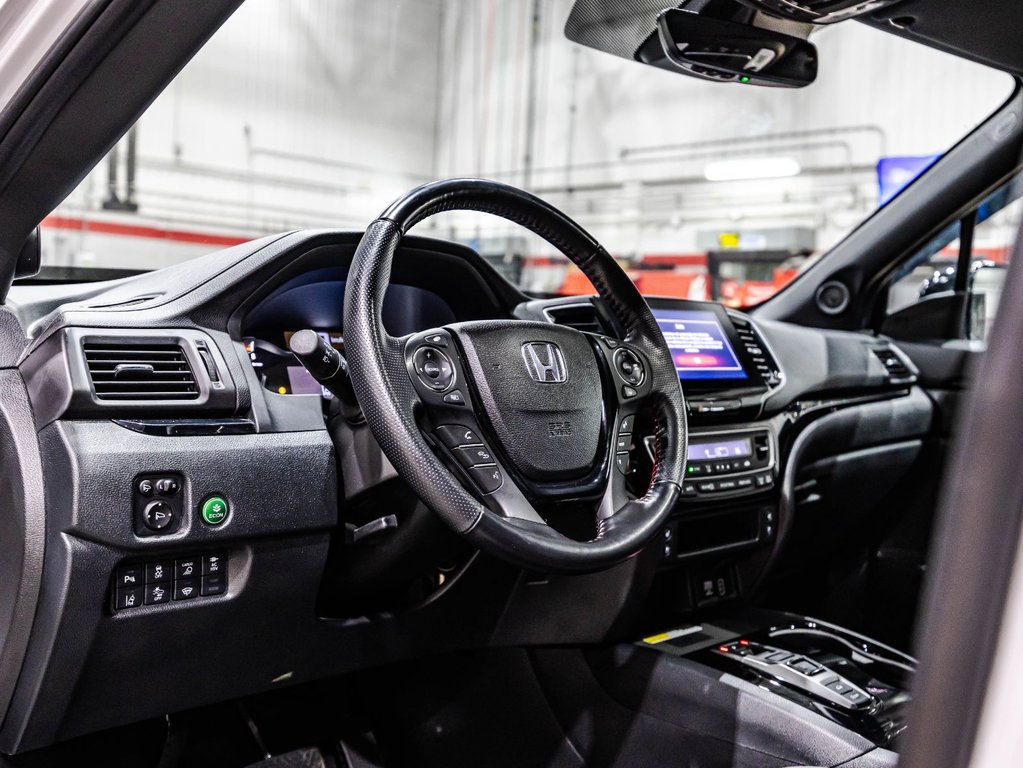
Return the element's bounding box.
[343,178,687,573]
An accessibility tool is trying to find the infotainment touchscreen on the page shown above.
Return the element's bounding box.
[652,308,748,381]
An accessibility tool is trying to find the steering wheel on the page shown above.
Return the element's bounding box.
[343,179,687,572]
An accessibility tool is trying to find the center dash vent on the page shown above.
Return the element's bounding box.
[730,315,783,388]
[872,347,914,384]
[83,341,199,401]
[545,303,606,334]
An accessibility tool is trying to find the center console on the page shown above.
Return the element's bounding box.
[641,610,915,751]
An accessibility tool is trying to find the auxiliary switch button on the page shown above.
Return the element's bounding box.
[467,465,503,494]
[145,561,172,584]
[174,578,199,601]
[144,583,170,605]
[115,565,143,589]
[201,573,227,596]
[201,495,229,526]
[175,558,199,579]
[142,501,174,531]
[202,553,226,576]
[115,586,143,611]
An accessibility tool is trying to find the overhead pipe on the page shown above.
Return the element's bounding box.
[620,124,888,162]
[522,0,542,189]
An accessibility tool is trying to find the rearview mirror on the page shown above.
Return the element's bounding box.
[641,8,818,88]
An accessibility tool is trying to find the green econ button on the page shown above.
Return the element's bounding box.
[201,495,229,526]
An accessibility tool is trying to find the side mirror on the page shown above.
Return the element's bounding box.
[14,227,41,280]
[645,8,818,88]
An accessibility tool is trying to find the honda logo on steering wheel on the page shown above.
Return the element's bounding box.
[522,342,568,383]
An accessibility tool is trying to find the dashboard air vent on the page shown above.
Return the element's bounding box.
[545,303,606,334]
[872,347,914,384]
[83,341,199,401]
[730,316,783,388]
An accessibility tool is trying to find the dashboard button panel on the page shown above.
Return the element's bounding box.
[113,552,228,612]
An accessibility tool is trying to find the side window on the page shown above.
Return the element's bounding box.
[969,183,1022,340]
[887,222,961,315]
[885,175,1020,343]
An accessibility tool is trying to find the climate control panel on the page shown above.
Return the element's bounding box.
[677,428,776,501]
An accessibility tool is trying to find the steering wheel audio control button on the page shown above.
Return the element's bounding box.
[143,500,174,531]
[442,390,466,405]
[201,495,229,526]
[619,414,635,433]
[434,425,482,448]
[467,465,503,494]
[453,446,495,468]
[413,346,454,391]
[614,348,645,386]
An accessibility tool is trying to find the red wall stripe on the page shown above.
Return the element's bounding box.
[41,215,253,248]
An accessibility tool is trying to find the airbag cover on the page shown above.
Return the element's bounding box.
[451,321,603,482]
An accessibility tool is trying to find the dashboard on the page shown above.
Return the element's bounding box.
[0,229,931,754]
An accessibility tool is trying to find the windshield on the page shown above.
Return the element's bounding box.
[42,0,1012,306]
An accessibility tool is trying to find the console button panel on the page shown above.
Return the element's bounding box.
[112,552,228,612]
[714,640,874,711]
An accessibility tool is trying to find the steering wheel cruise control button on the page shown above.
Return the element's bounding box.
[467,465,503,494]
[142,500,174,531]
[413,346,454,391]
[201,495,229,526]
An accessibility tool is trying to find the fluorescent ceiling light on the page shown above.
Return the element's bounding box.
[703,156,801,182]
